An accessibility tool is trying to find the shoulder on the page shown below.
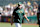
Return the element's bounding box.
[14,7,19,11]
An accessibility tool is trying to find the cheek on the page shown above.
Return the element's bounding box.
[20,6,22,8]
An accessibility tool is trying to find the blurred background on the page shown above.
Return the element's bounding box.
[0,0,39,27]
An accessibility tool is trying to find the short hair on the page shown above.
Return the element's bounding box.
[18,4,20,7]
[38,4,40,11]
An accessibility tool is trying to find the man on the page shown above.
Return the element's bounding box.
[0,7,3,22]
[11,2,29,27]
[37,4,40,27]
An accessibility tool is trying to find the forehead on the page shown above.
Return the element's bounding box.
[19,5,22,7]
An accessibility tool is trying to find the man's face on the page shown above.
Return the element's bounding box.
[19,5,22,9]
